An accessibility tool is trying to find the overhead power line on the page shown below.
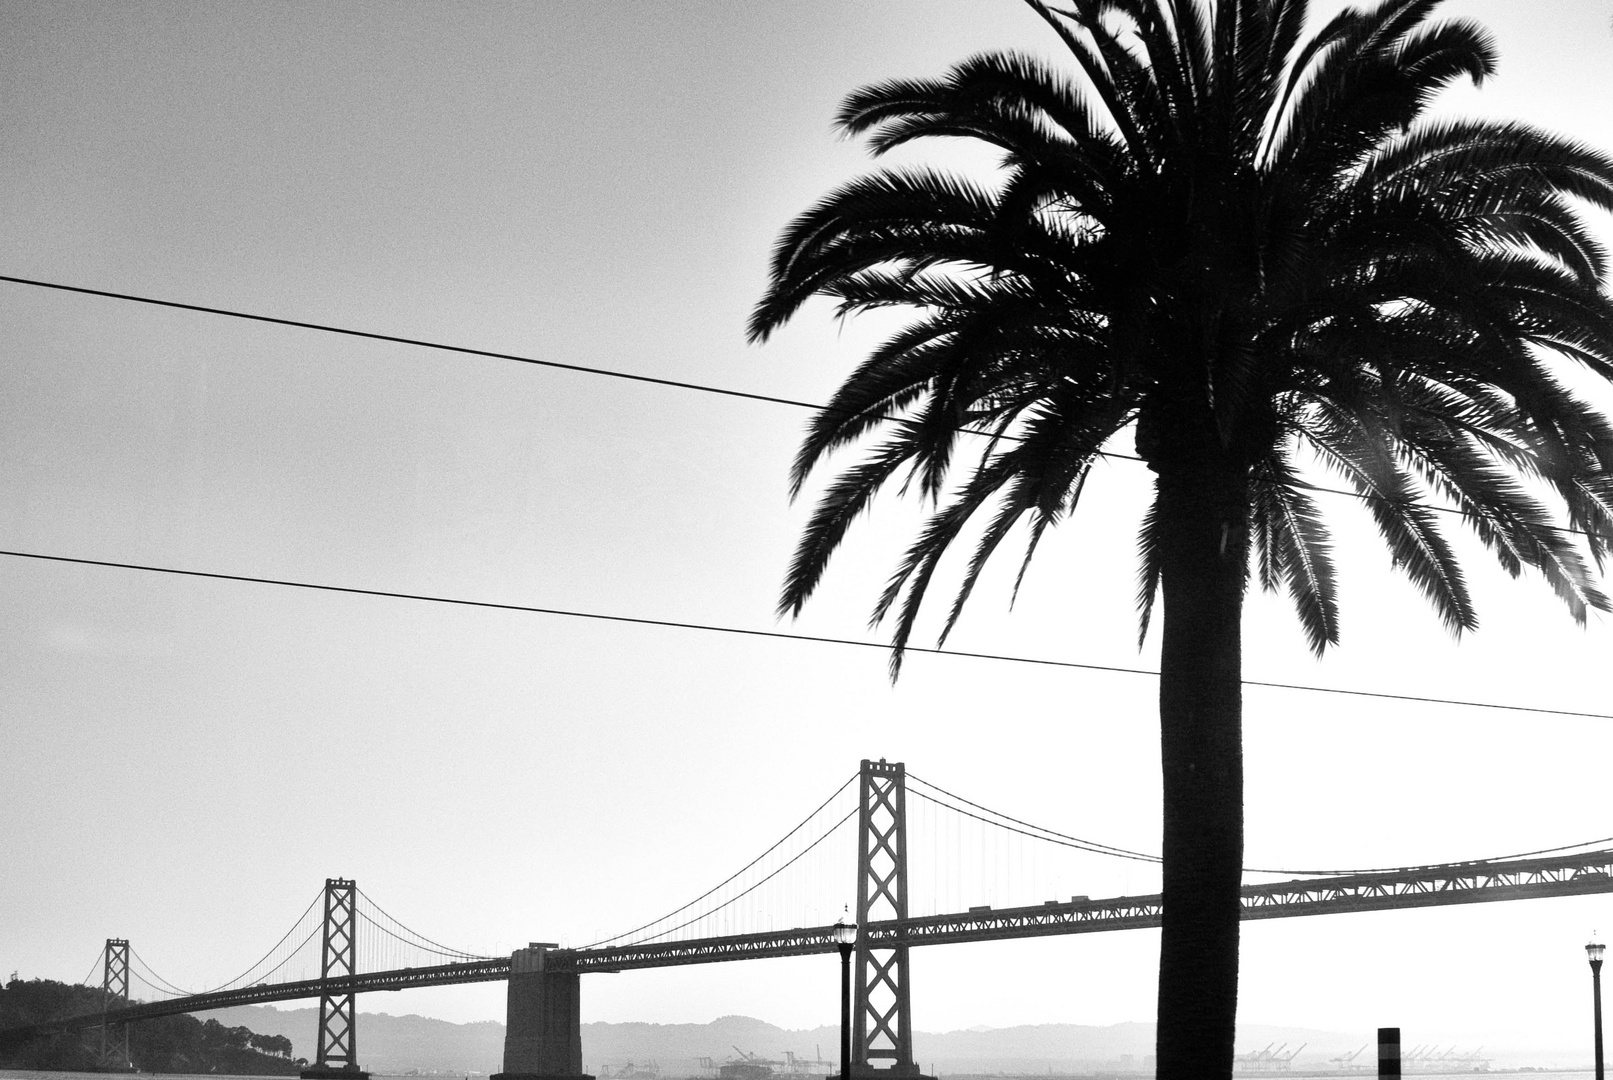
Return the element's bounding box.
[0,274,824,413]
[7,274,1611,545]
[3,546,1610,721]
[0,273,1044,457]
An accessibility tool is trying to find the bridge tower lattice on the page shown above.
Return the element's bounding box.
[852,759,927,1079]
[98,938,131,1071]
[301,878,369,1079]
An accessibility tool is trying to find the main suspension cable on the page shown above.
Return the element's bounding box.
[581,772,857,948]
[356,888,492,960]
[911,770,1613,879]
[358,914,488,961]
[130,949,196,997]
[609,804,860,947]
[234,926,323,988]
[908,772,1161,863]
[196,888,323,994]
[1240,833,1613,878]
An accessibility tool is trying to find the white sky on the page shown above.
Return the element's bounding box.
[4,0,1613,1061]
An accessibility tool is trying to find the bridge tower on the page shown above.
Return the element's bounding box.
[97,938,133,1071]
[301,878,369,1080]
[852,759,929,1080]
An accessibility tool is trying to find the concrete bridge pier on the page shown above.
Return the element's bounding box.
[492,944,591,1080]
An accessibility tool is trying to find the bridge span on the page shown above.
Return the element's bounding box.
[7,760,1613,1080]
[13,849,1613,1028]
[566,846,1613,969]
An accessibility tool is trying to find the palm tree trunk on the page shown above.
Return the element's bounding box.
[1152,464,1247,1080]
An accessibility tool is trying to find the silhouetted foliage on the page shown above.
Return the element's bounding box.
[752,2,1613,1078]
[0,976,304,1073]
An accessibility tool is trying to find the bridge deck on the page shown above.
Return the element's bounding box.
[569,848,1613,970]
[7,848,1611,1042]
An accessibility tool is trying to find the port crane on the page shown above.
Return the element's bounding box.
[1329,1045,1368,1071]
[1235,1042,1305,1072]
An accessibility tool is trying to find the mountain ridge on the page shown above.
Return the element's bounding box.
[203,1006,1366,1075]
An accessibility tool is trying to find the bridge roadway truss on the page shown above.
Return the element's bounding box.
[563,847,1613,969]
[7,847,1613,1048]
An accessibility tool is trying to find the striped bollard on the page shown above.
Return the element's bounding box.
[1378,1027,1401,1080]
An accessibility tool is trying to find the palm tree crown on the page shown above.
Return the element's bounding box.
[752,0,1613,662]
[751,1,1613,1078]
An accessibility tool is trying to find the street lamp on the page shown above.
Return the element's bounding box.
[832,914,857,1080]
[1590,940,1606,1080]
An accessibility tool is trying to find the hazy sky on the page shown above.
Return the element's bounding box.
[6,0,1613,1060]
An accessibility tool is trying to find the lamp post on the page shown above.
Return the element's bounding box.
[1590,941,1606,1080]
[833,915,857,1080]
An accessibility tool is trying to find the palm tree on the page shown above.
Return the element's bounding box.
[750,1,1613,1077]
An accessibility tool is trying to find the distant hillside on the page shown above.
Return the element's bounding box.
[209,1005,503,1074]
[204,1007,1366,1076]
[0,979,300,1074]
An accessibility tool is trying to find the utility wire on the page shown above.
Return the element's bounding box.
[0,274,824,414]
[14,276,1612,545]
[4,546,1612,721]
[12,544,1613,722]
[0,274,1051,463]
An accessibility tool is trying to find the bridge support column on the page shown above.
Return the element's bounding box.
[493,944,592,1080]
[302,878,369,1080]
[94,938,134,1073]
[852,759,930,1080]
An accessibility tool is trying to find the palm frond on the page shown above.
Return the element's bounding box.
[1134,491,1164,648]
[1309,408,1477,634]
[779,437,923,620]
[759,0,1613,681]
[749,169,1003,343]
[1250,448,1340,652]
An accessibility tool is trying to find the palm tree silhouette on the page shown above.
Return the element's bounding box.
[751,1,1613,1077]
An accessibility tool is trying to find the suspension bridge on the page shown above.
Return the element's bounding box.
[6,759,1613,1080]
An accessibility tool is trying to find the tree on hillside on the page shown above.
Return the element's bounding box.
[0,979,301,1075]
[750,1,1613,1077]
[252,1032,294,1057]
